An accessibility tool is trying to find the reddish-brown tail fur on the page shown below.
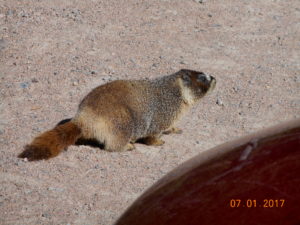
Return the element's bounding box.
[19,121,81,161]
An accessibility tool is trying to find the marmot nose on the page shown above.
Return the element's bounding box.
[203,73,216,83]
[204,74,211,82]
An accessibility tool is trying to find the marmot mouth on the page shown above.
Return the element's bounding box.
[207,76,216,93]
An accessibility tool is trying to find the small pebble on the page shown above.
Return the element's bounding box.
[42,213,51,218]
[31,78,38,83]
[211,24,221,28]
[73,81,78,86]
[0,39,7,50]
[20,82,30,89]
[7,10,15,16]
[216,98,224,106]
[233,86,239,92]
[48,187,65,192]
[24,189,32,194]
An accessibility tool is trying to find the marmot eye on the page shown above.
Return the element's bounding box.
[182,74,191,84]
[197,75,207,83]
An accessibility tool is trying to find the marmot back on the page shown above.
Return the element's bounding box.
[19,69,216,161]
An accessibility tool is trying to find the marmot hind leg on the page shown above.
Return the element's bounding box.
[104,132,134,152]
[124,143,135,151]
[163,127,183,135]
[138,136,165,146]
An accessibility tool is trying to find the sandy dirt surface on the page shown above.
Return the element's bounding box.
[0,0,299,224]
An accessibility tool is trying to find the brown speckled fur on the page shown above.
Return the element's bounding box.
[19,121,81,161]
[19,69,216,161]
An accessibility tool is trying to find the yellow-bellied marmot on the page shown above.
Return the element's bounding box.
[19,69,216,161]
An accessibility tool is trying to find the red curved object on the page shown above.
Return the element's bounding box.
[115,119,300,225]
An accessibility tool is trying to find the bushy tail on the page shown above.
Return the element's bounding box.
[19,121,81,161]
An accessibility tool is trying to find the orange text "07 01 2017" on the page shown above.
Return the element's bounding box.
[229,199,285,208]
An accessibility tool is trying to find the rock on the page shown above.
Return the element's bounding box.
[248,79,254,84]
[31,78,38,83]
[195,0,207,3]
[0,39,7,50]
[48,187,65,192]
[19,11,29,18]
[7,10,15,16]
[20,82,30,89]
[233,86,239,92]
[211,24,222,28]
[294,75,300,83]
[41,213,51,218]
[24,189,32,194]
[216,98,224,106]
[14,161,21,166]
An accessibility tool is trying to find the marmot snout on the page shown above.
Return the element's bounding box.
[19,69,216,161]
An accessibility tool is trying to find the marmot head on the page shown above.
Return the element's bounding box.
[177,69,216,102]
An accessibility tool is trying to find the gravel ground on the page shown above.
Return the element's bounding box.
[0,0,299,224]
